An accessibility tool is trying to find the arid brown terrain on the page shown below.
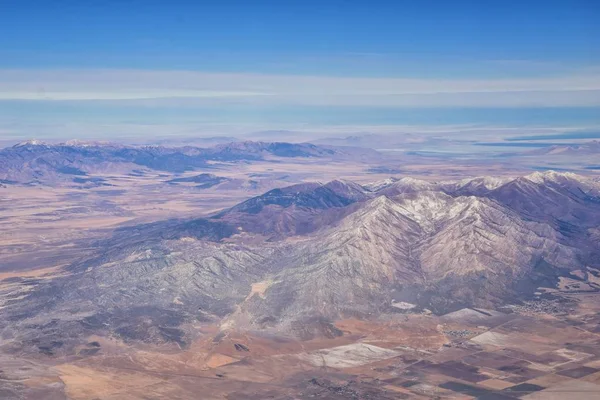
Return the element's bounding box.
[1,283,599,399]
[1,140,600,399]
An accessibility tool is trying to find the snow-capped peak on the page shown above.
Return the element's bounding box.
[455,176,511,190]
[524,170,581,184]
[14,139,47,147]
[363,177,399,192]
[390,177,437,191]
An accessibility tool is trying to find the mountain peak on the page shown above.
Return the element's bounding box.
[524,170,582,184]
[399,176,430,185]
[14,139,48,147]
[323,179,370,201]
[363,177,400,192]
[456,176,510,190]
[364,194,396,209]
[380,176,437,196]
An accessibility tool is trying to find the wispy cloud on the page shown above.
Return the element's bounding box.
[0,90,269,101]
[0,68,599,107]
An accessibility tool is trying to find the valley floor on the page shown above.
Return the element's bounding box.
[1,285,599,399]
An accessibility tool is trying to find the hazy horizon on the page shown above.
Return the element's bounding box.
[2,1,599,144]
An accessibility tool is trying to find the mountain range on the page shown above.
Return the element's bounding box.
[2,171,599,354]
[0,140,369,185]
[522,140,600,156]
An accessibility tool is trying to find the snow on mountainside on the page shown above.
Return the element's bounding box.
[441,176,512,196]
[378,177,439,196]
[362,177,399,192]
[525,170,581,184]
[420,195,578,278]
[244,195,425,325]
[14,139,47,147]
[365,175,512,197]
[524,170,600,197]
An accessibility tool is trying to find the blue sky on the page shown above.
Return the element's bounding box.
[0,0,599,141]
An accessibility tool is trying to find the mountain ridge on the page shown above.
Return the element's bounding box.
[1,171,599,352]
[0,140,369,185]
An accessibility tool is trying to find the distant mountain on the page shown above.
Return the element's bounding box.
[521,140,600,156]
[3,171,600,352]
[210,141,336,158]
[0,140,361,185]
[314,133,396,148]
[152,136,240,146]
[243,130,302,142]
[314,132,432,150]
